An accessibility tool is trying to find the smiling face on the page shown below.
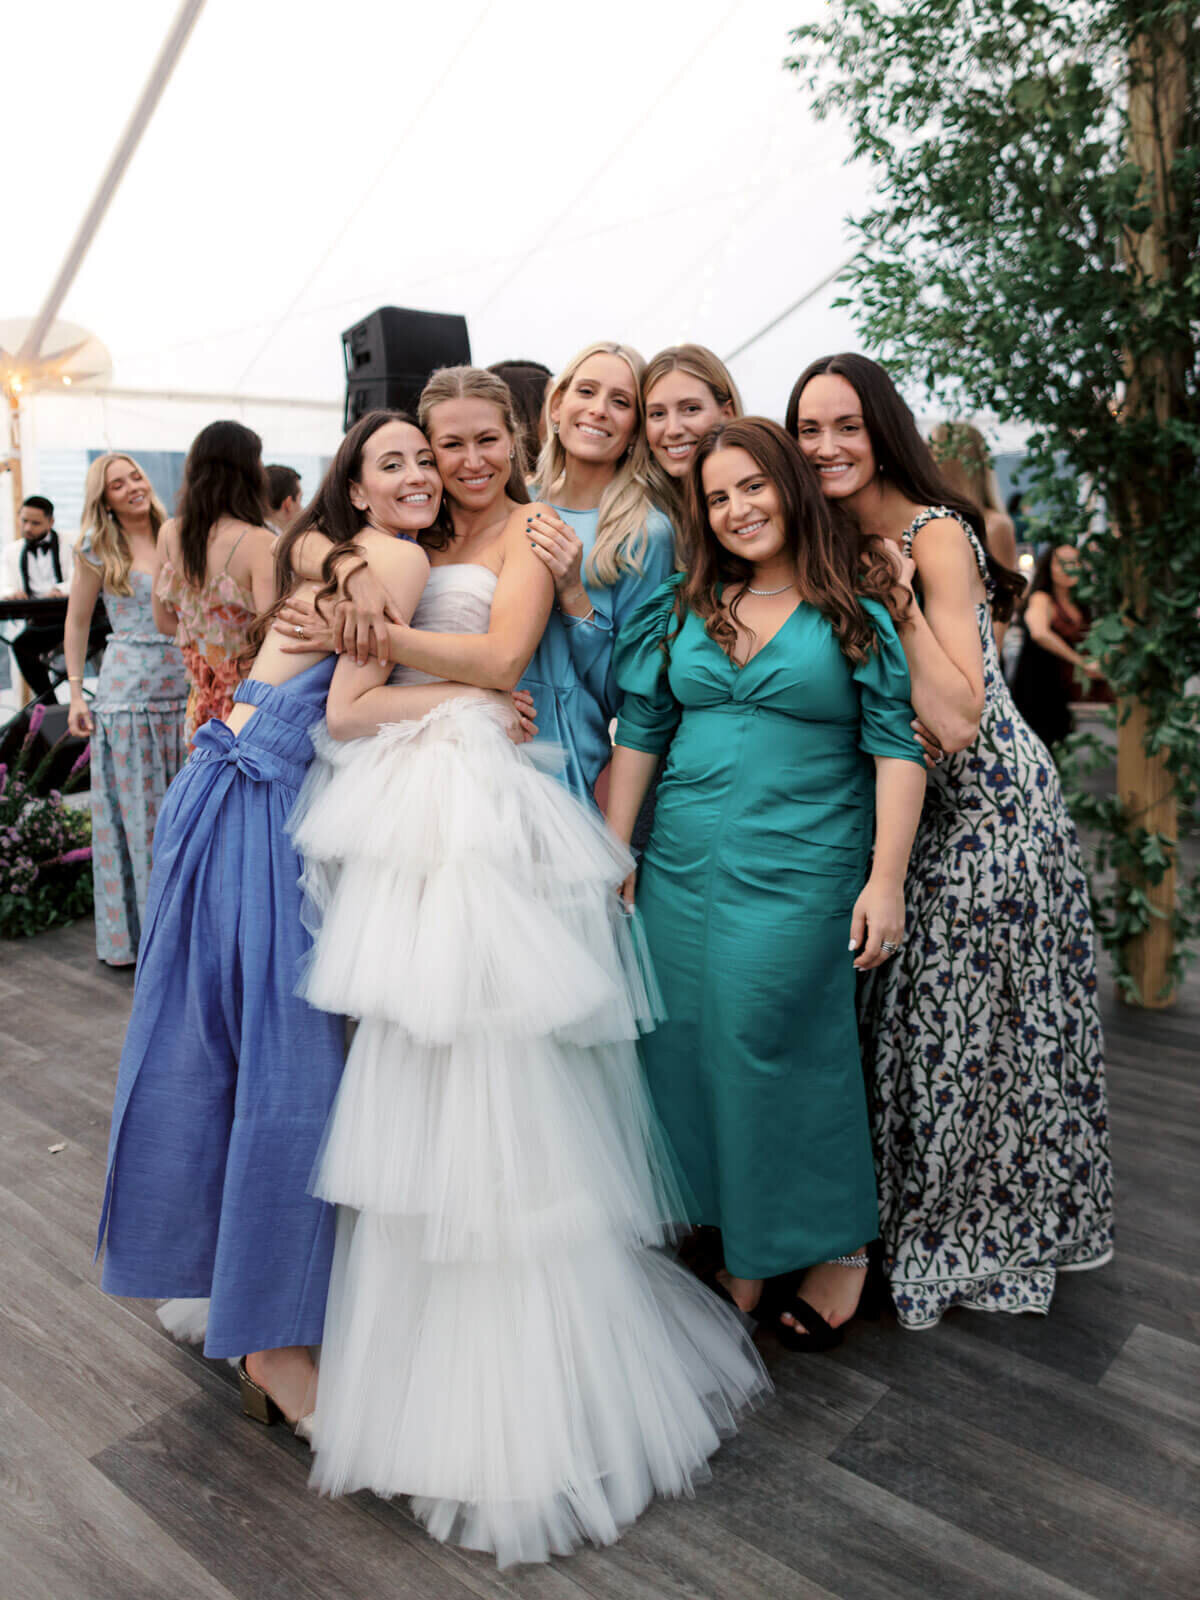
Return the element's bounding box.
[701,446,788,567]
[424,396,514,514]
[103,457,151,520]
[644,369,732,478]
[349,420,442,533]
[549,353,638,466]
[792,373,877,500]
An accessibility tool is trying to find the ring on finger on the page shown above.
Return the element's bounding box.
[881,939,903,955]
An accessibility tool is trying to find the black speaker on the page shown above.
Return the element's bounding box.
[342,306,471,431]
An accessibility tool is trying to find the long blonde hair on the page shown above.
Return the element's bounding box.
[641,343,743,525]
[533,341,654,586]
[78,452,168,594]
[929,421,1002,514]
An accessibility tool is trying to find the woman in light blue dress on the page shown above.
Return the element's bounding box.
[521,341,675,800]
[63,453,189,965]
[97,413,445,1432]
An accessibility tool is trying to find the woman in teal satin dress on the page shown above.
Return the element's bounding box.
[607,418,926,1349]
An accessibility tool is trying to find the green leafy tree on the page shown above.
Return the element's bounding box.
[788,0,1200,1004]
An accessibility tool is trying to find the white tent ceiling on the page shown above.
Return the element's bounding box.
[7,0,868,419]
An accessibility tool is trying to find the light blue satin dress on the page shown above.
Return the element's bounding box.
[520,504,675,799]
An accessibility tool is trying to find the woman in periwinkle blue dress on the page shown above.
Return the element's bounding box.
[96,412,447,1432]
[522,341,675,800]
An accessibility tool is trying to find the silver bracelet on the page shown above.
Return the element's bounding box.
[561,605,596,628]
[825,1251,869,1268]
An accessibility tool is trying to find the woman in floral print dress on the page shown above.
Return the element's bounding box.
[64,454,189,965]
[153,421,276,746]
[789,354,1113,1329]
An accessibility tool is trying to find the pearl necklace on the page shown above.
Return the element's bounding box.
[746,582,793,596]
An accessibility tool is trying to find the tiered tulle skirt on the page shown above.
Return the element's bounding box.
[288,702,768,1566]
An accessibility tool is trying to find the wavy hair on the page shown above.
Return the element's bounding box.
[176,420,268,587]
[78,453,169,595]
[418,365,530,551]
[247,410,426,656]
[642,344,743,529]
[676,417,906,665]
[533,341,655,587]
[787,354,1025,622]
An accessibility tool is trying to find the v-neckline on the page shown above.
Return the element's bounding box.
[726,598,804,670]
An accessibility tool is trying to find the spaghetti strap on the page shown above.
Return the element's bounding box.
[220,524,252,574]
[902,505,993,597]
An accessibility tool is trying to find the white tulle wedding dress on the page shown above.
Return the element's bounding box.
[286,563,769,1566]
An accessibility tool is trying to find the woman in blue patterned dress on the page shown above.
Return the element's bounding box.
[64,454,188,965]
[789,354,1113,1329]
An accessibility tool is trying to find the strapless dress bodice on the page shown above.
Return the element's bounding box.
[390,563,497,686]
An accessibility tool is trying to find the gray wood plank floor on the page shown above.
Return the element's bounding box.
[2,917,1196,1600]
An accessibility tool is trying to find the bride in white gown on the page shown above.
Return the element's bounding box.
[287,456,769,1566]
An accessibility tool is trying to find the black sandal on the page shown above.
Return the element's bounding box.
[772,1250,875,1353]
[774,1293,845,1353]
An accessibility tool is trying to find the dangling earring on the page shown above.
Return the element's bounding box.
[551,421,560,436]
[509,449,515,460]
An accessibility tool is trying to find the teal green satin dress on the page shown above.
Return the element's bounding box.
[614,577,925,1280]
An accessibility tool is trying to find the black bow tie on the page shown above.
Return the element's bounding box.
[27,534,55,555]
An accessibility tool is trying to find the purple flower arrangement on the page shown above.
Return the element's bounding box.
[0,712,93,939]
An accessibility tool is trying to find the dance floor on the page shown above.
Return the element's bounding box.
[1,915,1196,1600]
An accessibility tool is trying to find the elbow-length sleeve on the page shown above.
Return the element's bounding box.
[573,510,676,723]
[853,598,925,766]
[612,574,684,755]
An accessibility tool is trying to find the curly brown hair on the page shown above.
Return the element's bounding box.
[676,416,907,665]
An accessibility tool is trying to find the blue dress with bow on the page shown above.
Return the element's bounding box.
[97,658,344,1357]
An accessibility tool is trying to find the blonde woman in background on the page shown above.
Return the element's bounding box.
[64,454,189,964]
[642,344,743,543]
[521,341,675,799]
[929,421,1021,649]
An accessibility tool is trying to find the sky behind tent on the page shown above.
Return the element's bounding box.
[7,0,869,417]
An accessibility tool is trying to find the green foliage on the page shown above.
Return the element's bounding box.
[788,0,1200,1000]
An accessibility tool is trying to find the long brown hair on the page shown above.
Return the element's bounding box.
[246,409,424,656]
[677,416,905,665]
[177,420,269,587]
[786,354,1025,622]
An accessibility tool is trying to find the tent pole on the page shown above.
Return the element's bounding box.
[16,0,208,367]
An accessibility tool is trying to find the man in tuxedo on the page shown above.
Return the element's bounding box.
[4,495,74,698]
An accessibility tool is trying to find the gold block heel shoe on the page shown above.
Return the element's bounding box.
[238,1359,284,1426]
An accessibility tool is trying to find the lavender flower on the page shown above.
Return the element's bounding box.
[20,704,46,751]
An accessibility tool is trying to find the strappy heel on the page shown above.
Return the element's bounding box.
[237,1358,316,1444]
[238,1358,284,1425]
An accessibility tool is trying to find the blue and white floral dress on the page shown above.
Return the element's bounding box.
[860,508,1113,1329]
[78,533,188,963]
